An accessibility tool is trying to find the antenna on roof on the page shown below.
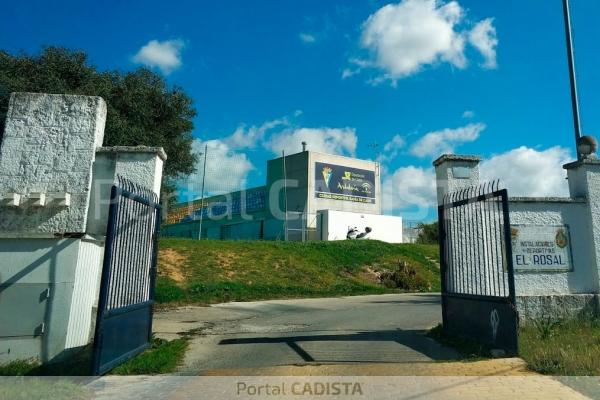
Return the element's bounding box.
[302,141,307,152]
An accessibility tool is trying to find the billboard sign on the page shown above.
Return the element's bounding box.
[315,162,376,203]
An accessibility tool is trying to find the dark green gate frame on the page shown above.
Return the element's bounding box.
[438,182,519,355]
[92,176,161,375]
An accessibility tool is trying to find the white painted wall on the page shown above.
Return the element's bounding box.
[509,199,599,296]
[565,160,600,297]
[317,209,402,243]
[64,238,104,349]
[0,238,79,362]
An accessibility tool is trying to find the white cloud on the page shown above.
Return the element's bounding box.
[266,127,358,156]
[299,33,317,43]
[133,39,184,74]
[384,134,406,153]
[359,0,466,83]
[379,145,572,219]
[410,123,485,158]
[341,58,372,79]
[341,68,358,79]
[469,18,498,69]
[181,139,254,197]
[378,134,406,163]
[224,118,288,149]
[382,166,436,217]
[480,146,571,197]
[350,0,498,84]
[462,110,475,119]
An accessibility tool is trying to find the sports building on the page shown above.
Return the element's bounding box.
[163,149,403,242]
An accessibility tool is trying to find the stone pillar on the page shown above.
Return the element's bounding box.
[433,154,481,204]
[87,146,167,236]
[564,159,600,294]
[0,92,107,236]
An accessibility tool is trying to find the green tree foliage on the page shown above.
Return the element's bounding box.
[0,47,197,192]
[416,222,439,244]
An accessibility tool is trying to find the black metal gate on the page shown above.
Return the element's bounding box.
[438,182,518,354]
[92,177,161,375]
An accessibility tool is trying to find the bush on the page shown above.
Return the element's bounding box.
[155,277,187,303]
[416,222,439,244]
[379,260,432,291]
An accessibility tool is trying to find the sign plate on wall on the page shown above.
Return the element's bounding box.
[315,162,376,204]
[511,225,573,271]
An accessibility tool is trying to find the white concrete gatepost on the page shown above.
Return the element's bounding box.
[87,146,167,236]
[0,92,166,364]
[433,154,481,205]
[433,154,600,321]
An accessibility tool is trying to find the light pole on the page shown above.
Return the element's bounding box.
[198,144,208,240]
[562,0,583,160]
[282,150,288,241]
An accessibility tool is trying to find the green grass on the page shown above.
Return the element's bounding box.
[156,239,440,305]
[109,338,189,375]
[519,317,600,375]
[0,359,41,376]
[429,317,600,376]
[0,347,92,376]
[0,338,188,376]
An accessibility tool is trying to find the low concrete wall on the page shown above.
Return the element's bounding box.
[517,294,600,322]
[0,238,79,362]
[509,198,599,296]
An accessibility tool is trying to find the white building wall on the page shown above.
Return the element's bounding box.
[264,151,382,240]
[317,210,402,243]
[509,199,598,295]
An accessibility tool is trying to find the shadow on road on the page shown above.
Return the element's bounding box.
[218,329,460,363]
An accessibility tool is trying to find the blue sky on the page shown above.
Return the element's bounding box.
[2,0,599,222]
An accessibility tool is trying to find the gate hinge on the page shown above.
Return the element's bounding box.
[40,288,51,301]
[34,323,45,336]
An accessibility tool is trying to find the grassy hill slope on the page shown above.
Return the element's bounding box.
[156,239,440,305]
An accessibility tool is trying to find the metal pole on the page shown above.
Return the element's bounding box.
[198,144,208,240]
[282,150,288,241]
[562,0,583,159]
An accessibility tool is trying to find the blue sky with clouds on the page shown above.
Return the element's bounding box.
[2,0,599,221]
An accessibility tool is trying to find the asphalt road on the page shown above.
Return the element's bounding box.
[153,293,461,374]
